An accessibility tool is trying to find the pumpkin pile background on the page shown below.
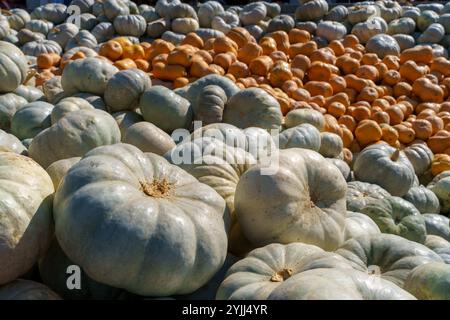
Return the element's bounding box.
[0,0,450,300]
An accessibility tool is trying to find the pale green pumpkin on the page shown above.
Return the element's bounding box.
[336,233,443,288]
[29,109,121,168]
[319,132,343,158]
[123,121,176,156]
[277,123,321,151]
[403,185,440,214]
[47,23,79,48]
[344,211,381,241]
[428,171,450,215]
[0,129,26,154]
[235,148,347,251]
[422,214,449,241]
[112,111,143,136]
[346,181,391,212]
[0,41,29,93]
[404,262,450,300]
[53,143,228,296]
[45,157,81,189]
[0,93,28,131]
[11,101,54,140]
[13,85,44,102]
[0,152,54,285]
[51,97,95,124]
[424,235,450,264]
[285,108,325,131]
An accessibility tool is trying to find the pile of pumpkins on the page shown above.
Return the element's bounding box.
[0,0,449,301]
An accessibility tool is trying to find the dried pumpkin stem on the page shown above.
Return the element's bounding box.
[390,149,400,162]
[140,179,172,198]
[270,268,293,282]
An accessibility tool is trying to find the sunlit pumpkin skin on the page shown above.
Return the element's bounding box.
[104,68,151,112]
[0,93,28,131]
[0,129,26,154]
[404,262,450,300]
[422,214,450,241]
[51,97,94,124]
[10,101,53,140]
[0,41,29,93]
[336,233,443,289]
[403,142,434,176]
[344,211,380,241]
[0,280,60,300]
[61,57,119,95]
[13,85,44,103]
[359,196,427,243]
[217,242,414,300]
[424,235,450,264]
[139,86,192,133]
[45,156,80,190]
[277,124,321,152]
[403,185,440,214]
[223,88,282,130]
[354,143,415,197]
[285,108,325,131]
[235,148,347,251]
[53,143,228,296]
[0,152,54,285]
[428,171,450,214]
[29,109,121,169]
[123,121,175,156]
[346,181,391,212]
[193,85,227,125]
[326,158,351,182]
[319,132,343,158]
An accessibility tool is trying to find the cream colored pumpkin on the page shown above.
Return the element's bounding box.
[45,157,81,189]
[51,97,95,124]
[123,121,175,155]
[0,129,26,154]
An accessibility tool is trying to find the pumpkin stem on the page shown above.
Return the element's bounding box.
[140,179,172,198]
[23,69,37,85]
[368,265,381,275]
[270,268,293,282]
[390,149,400,162]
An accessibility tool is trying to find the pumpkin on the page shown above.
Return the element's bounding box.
[78,13,98,31]
[432,154,450,176]
[347,4,379,24]
[267,15,295,33]
[171,18,199,35]
[122,121,175,156]
[403,185,440,215]
[355,120,383,146]
[30,3,68,24]
[344,211,380,241]
[295,0,329,22]
[65,30,98,51]
[346,181,391,212]
[365,34,400,58]
[25,20,54,35]
[327,158,351,182]
[417,10,439,32]
[423,214,450,242]
[47,23,79,49]
[104,68,151,113]
[336,233,442,290]
[404,262,450,300]
[198,1,224,28]
[6,8,30,31]
[51,97,94,124]
[0,280,60,300]
[112,110,143,136]
[319,132,343,158]
[388,17,416,35]
[211,13,239,34]
[277,123,321,152]
[46,156,81,189]
[424,236,450,264]
[235,148,347,251]
[0,129,26,154]
[61,57,118,95]
[10,101,53,140]
[0,41,29,93]
[103,0,130,21]
[359,196,427,243]
[239,2,267,26]
[400,45,433,65]
[417,23,445,44]
[193,85,227,125]
[428,171,450,214]
[285,108,324,131]
[29,109,121,168]
[351,19,386,44]
[139,86,192,133]
[223,88,282,130]
[113,14,146,37]
[316,21,347,42]
[354,143,416,197]
[146,18,170,38]
[217,242,414,300]
[0,93,28,131]
[53,143,227,296]
[0,152,54,284]
[324,5,348,22]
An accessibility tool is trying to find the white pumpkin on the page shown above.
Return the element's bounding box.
[51,97,94,124]
[0,129,26,154]
[0,41,29,93]
[123,121,175,156]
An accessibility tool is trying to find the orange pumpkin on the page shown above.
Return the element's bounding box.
[99,40,123,61]
[237,42,262,65]
[114,58,137,70]
[288,29,310,44]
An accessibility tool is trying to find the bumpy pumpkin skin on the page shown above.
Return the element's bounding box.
[223,88,282,130]
[105,68,152,113]
[285,108,325,131]
[0,280,60,300]
[0,41,29,93]
[45,157,81,189]
[428,171,450,214]
[61,57,119,95]
[336,233,443,289]
[38,238,123,300]
[424,235,450,264]
[51,97,95,124]
[404,262,450,300]
[361,196,427,243]
[354,143,415,197]
[344,211,381,241]
[53,143,228,296]
[0,152,54,285]
[235,148,347,251]
[139,86,192,133]
[403,143,434,176]
[123,121,176,156]
[403,185,440,214]
[193,85,227,125]
[29,109,121,169]
[268,268,415,300]
[422,214,450,241]
[0,93,28,131]
[346,181,391,212]
[0,129,26,154]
